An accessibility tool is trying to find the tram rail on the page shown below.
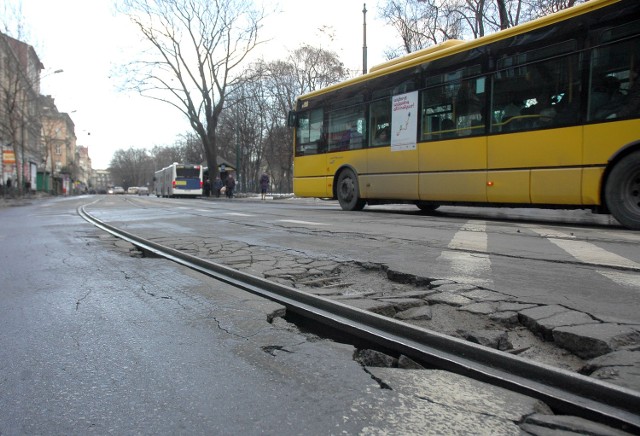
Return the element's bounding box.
[78,205,640,433]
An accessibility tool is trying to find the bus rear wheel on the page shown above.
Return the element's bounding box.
[337,169,366,211]
[605,151,640,230]
[417,202,440,213]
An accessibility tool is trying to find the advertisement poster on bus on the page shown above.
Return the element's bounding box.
[391,91,418,152]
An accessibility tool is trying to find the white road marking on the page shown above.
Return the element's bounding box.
[438,221,493,286]
[278,219,325,226]
[225,212,254,217]
[598,270,640,289]
[528,227,640,270]
[528,227,640,289]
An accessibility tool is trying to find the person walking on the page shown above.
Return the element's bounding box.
[213,176,223,198]
[225,174,236,198]
[259,173,270,200]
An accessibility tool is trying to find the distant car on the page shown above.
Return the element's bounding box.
[137,186,149,196]
[127,186,138,195]
[107,187,114,195]
[113,186,125,195]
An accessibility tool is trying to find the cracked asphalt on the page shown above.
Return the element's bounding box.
[1,195,638,435]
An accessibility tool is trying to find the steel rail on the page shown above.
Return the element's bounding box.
[79,205,640,433]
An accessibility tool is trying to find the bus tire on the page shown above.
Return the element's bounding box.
[337,169,366,211]
[417,202,440,213]
[605,150,640,230]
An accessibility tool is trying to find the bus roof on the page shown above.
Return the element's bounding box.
[295,0,620,104]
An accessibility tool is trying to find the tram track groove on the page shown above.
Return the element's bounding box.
[78,204,640,433]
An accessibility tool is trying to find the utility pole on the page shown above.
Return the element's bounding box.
[362,3,368,75]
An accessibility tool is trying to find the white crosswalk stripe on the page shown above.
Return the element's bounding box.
[436,221,640,290]
[527,227,640,270]
[438,220,493,287]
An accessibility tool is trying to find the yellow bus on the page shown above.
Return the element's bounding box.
[289,0,640,229]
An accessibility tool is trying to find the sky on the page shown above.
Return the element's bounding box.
[12,0,399,169]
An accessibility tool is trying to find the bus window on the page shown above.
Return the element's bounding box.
[588,35,640,121]
[492,53,582,132]
[295,108,324,156]
[370,98,391,147]
[420,74,485,140]
[328,106,366,152]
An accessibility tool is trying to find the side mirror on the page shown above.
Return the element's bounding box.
[287,111,297,128]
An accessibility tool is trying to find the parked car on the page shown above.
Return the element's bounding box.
[137,186,149,196]
[113,186,125,195]
[127,186,139,195]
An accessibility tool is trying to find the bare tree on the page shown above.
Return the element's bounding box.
[380,0,464,55]
[109,147,152,189]
[379,0,586,55]
[119,0,266,179]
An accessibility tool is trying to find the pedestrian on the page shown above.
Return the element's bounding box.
[213,176,223,198]
[225,174,236,198]
[203,178,211,197]
[259,172,269,200]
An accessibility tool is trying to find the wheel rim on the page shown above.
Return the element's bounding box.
[622,169,640,214]
[339,177,355,203]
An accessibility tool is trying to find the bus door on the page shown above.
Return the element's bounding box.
[364,94,419,200]
[418,75,488,202]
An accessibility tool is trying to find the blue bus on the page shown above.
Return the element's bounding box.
[154,163,203,198]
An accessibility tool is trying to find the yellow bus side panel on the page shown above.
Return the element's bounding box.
[293,154,330,197]
[419,172,487,202]
[419,137,487,172]
[530,168,582,204]
[488,127,582,169]
[293,176,330,198]
[360,173,419,199]
[583,119,640,164]
[365,147,418,198]
[582,167,605,206]
[487,170,530,203]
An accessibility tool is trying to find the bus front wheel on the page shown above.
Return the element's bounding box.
[417,202,440,213]
[336,169,366,211]
[605,151,640,230]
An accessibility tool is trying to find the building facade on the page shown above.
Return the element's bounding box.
[39,95,77,195]
[0,32,43,193]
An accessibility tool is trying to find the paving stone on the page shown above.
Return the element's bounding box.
[336,299,396,317]
[521,413,633,436]
[395,305,433,321]
[386,290,438,299]
[497,302,538,312]
[518,305,569,333]
[375,297,425,312]
[553,323,640,359]
[460,329,512,351]
[434,283,478,293]
[426,292,473,307]
[306,288,344,297]
[459,302,498,315]
[429,279,456,287]
[461,289,506,301]
[581,350,640,391]
[489,311,520,327]
[535,311,599,341]
[589,363,640,392]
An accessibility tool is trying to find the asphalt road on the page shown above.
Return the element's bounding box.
[2,195,638,435]
[0,197,399,434]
